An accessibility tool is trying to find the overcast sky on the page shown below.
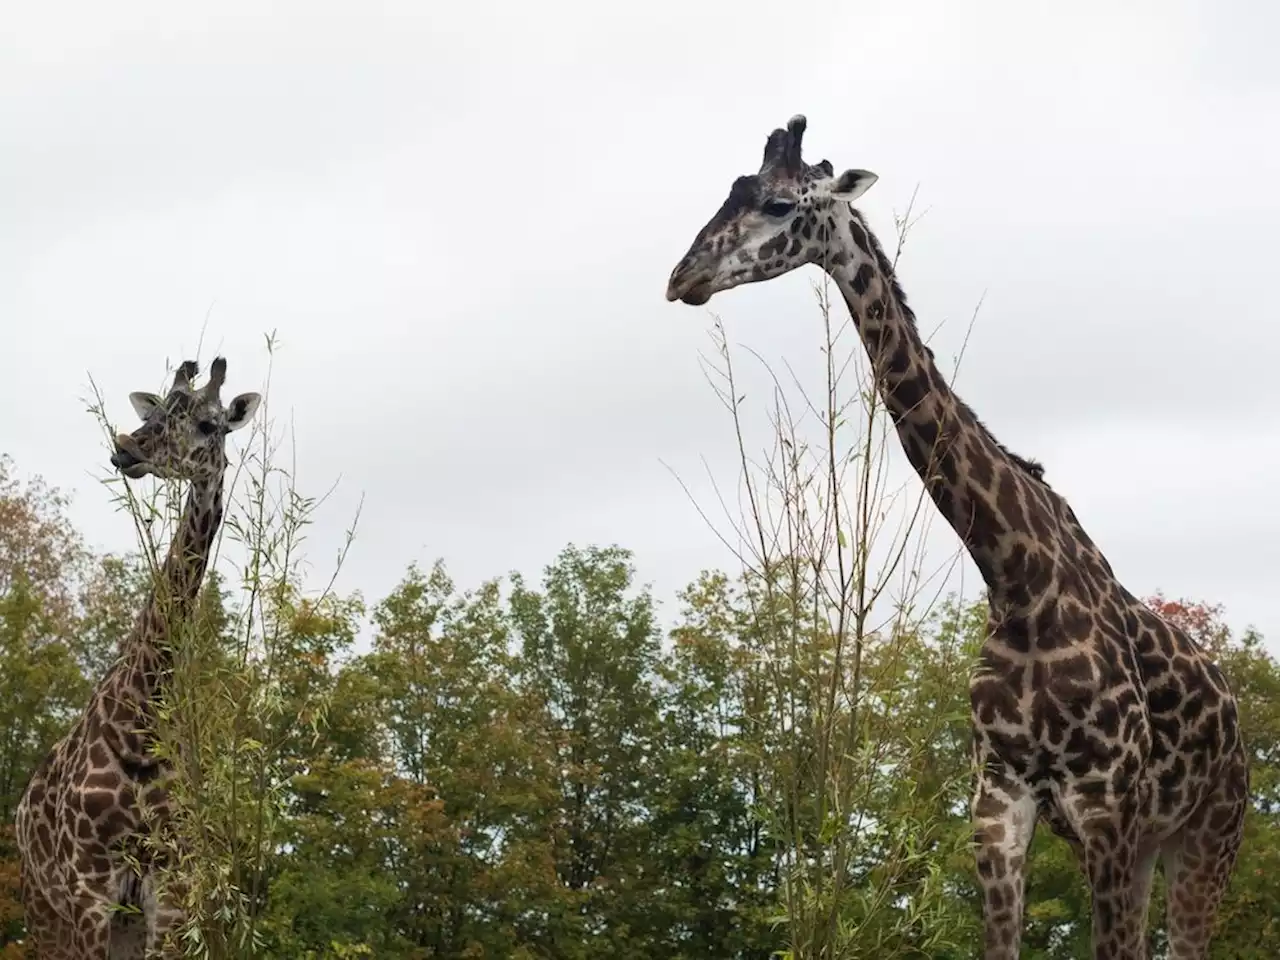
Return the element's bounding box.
[3,0,1277,646]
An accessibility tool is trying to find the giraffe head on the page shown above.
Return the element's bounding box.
[110,357,261,482]
[666,114,879,306]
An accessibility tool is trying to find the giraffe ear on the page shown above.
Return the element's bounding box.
[225,393,261,432]
[129,392,163,420]
[830,169,878,202]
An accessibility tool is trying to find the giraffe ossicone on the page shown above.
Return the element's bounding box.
[667,115,1248,960]
[15,357,261,959]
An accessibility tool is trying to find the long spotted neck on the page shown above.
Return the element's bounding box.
[130,471,224,661]
[822,210,1051,592]
[94,472,225,766]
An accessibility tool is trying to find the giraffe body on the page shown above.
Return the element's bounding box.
[15,358,260,959]
[665,115,1248,959]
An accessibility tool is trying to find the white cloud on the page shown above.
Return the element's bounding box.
[2,0,1276,645]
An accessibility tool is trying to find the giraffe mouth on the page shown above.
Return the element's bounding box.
[111,435,152,479]
[666,275,714,306]
[111,454,151,480]
[679,285,713,306]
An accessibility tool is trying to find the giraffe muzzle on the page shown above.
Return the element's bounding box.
[110,434,149,478]
[665,263,714,306]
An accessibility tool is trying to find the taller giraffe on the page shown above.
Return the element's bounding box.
[665,115,1248,960]
[15,357,261,959]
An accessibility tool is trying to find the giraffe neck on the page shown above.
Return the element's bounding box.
[127,471,224,664]
[89,472,225,769]
[822,208,1049,591]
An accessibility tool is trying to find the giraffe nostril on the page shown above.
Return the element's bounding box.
[667,255,709,302]
[666,267,688,301]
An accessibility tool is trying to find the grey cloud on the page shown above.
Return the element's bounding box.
[2,0,1276,645]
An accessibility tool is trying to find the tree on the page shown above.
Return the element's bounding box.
[359,560,566,957]
[656,571,781,959]
[0,460,94,821]
[5,430,1279,960]
[75,553,149,679]
[260,756,441,959]
[510,544,667,958]
[0,459,95,953]
[0,456,88,631]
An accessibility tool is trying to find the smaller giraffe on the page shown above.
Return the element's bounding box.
[15,358,260,959]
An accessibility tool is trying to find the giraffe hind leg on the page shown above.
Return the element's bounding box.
[1161,785,1247,959]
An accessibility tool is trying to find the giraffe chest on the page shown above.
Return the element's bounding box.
[971,650,1154,815]
[36,729,176,861]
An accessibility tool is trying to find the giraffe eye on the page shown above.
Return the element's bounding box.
[762,199,795,218]
[196,420,218,436]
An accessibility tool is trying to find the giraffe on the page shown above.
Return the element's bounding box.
[14,357,261,959]
[664,115,1248,959]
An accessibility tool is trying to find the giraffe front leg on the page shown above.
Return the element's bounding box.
[21,881,77,960]
[66,891,114,960]
[973,769,1037,960]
